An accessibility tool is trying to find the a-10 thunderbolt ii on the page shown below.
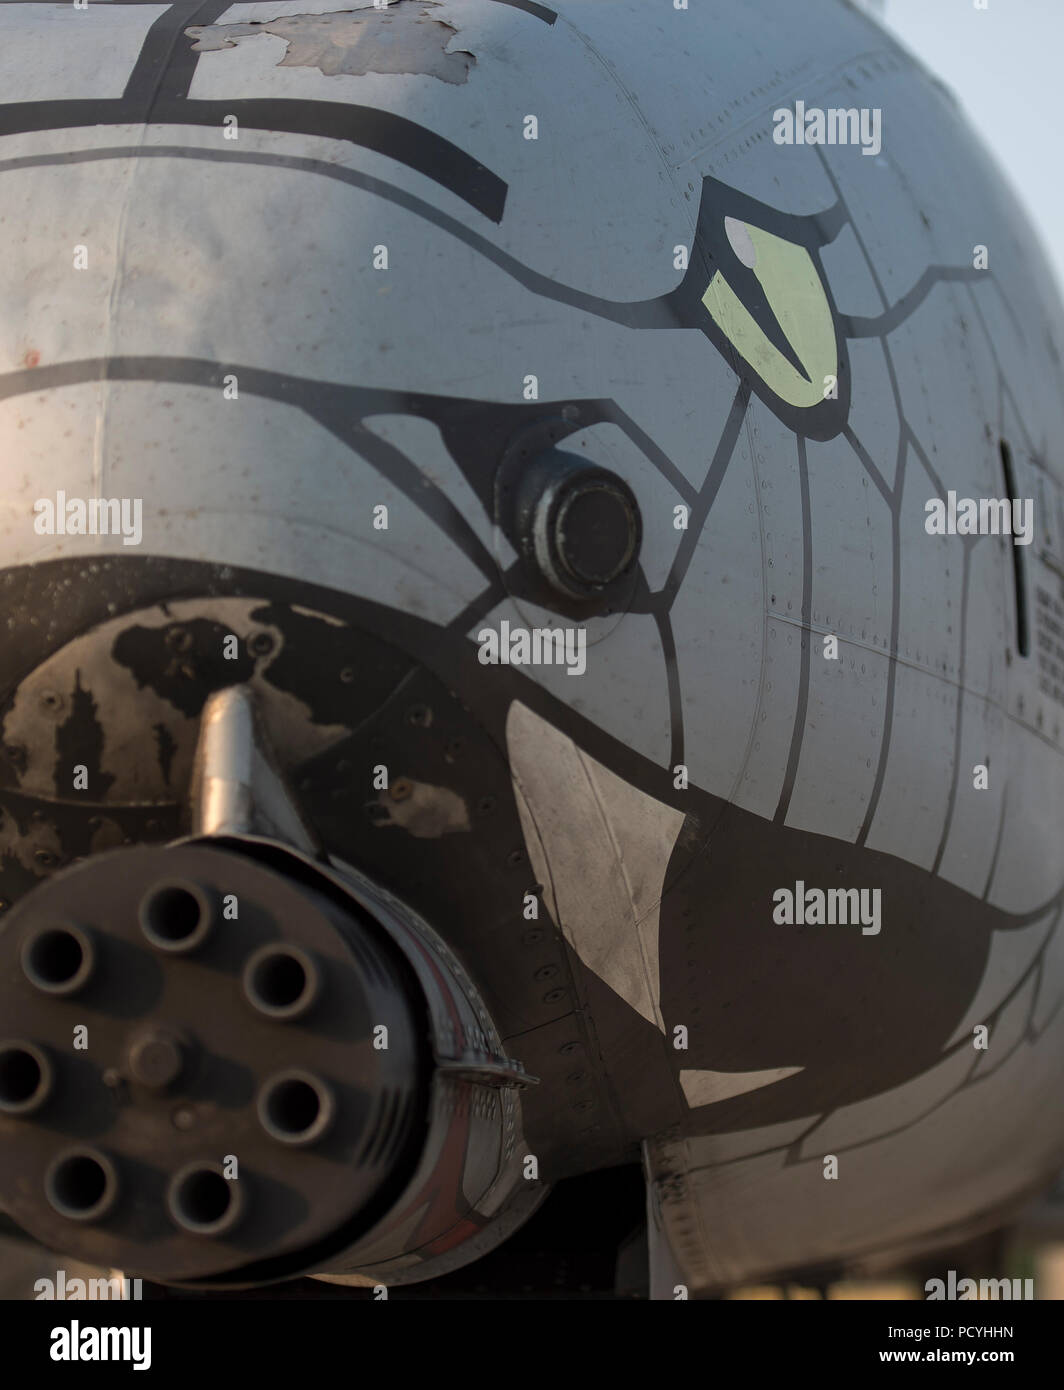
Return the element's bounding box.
[0,0,1063,1300]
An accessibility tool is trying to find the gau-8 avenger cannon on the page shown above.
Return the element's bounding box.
[1,0,1064,1298]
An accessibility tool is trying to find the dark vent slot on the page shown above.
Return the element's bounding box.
[999,439,1029,657]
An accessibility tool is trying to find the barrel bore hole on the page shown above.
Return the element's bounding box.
[167,1166,242,1236]
[139,881,213,954]
[21,925,94,995]
[258,1071,334,1146]
[45,1150,118,1222]
[0,1042,52,1114]
[243,946,319,1021]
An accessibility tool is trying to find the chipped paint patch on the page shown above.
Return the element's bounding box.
[289,603,346,627]
[678,1067,804,1109]
[186,2,475,84]
[374,778,470,837]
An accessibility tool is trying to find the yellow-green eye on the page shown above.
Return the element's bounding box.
[702,219,837,409]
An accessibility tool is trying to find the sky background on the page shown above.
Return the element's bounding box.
[864,0,1064,296]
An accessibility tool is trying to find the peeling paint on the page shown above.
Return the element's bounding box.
[375,778,470,837]
[186,2,475,84]
[0,812,65,878]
